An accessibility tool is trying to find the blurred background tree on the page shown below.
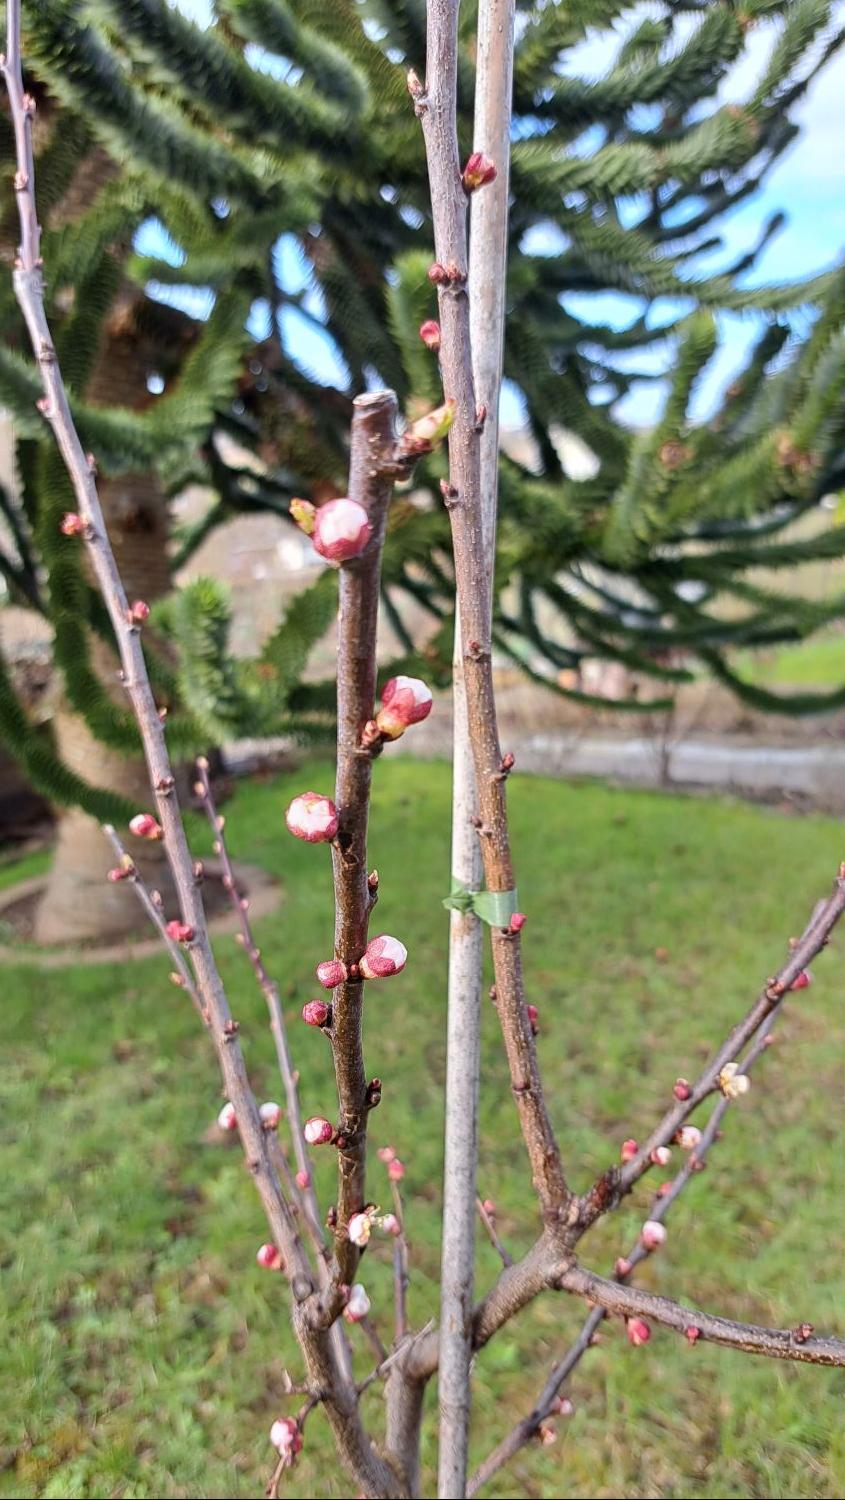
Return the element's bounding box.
[1,0,844,939]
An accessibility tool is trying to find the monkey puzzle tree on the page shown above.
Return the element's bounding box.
[2,0,845,940]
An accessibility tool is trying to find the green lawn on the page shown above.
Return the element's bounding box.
[2,760,845,1499]
[741,634,845,689]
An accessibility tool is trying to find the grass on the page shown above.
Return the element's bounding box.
[743,635,845,689]
[2,759,845,1499]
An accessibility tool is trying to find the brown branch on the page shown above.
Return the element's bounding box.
[476,1196,513,1268]
[560,1264,845,1367]
[102,823,207,1024]
[193,756,327,1261]
[581,869,845,1227]
[417,0,571,1235]
[1,24,403,1494]
[323,389,399,1308]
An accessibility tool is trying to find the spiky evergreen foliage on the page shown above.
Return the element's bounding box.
[2,0,845,821]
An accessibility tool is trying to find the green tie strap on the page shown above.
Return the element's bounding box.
[442,879,519,928]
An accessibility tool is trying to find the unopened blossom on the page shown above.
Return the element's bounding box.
[375,677,433,740]
[360,934,407,980]
[304,1116,334,1146]
[347,1211,372,1248]
[673,1078,692,1101]
[60,511,86,536]
[129,812,162,840]
[378,1146,396,1163]
[269,1416,303,1459]
[620,1138,638,1163]
[107,863,132,883]
[295,1169,311,1190]
[627,1317,651,1347]
[510,912,527,933]
[302,998,331,1027]
[259,1101,282,1130]
[615,1257,632,1279]
[462,151,497,190]
[256,1242,284,1271]
[526,1003,539,1035]
[127,599,150,625]
[316,958,348,990]
[790,968,812,991]
[285,791,339,843]
[551,1395,574,1417]
[685,1325,701,1345]
[402,399,456,455]
[419,319,441,351]
[343,1283,371,1323]
[388,1157,406,1182]
[427,261,449,285]
[719,1062,751,1100]
[165,919,194,944]
[677,1124,702,1151]
[641,1219,668,1251]
[217,1101,237,1132]
[289,497,316,534]
[650,1145,672,1167]
[311,497,371,563]
[380,1213,400,1236]
[537,1423,557,1446]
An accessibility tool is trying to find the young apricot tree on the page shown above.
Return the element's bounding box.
[4,2,845,1498]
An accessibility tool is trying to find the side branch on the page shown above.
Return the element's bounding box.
[560,1266,845,1368]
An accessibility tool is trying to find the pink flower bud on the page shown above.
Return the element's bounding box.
[685,1325,701,1345]
[285,791,339,843]
[380,1213,400,1236]
[388,1157,405,1182]
[60,511,86,536]
[289,496,316,535]
[311,497,372,563]
[552,1396,574,1418]
[510,912,527,933]
[316,958,349,990]
[620,1138,638,1163]
[129,812,162,840]
[165,919,195,944]
[270,1416,303,1458]
[537,1422,557,1446]
[657,1181,672,1197]
[462,151,497,190]
[256,1242,284,1271]
[260,1101,282,1130]
[107,864,132,883]
[526,1003,539,1035]
[641,1219,668,1251]
[403,400,456,456]
[302,999,331,1027]
[347,1211,371,1247]
[673,1078,692,1101]
[360,934,407,980]
[375,677,433,740]
[343,1282,371,1323]
[650,1145,672,1167]
[482,1198,496,1215]
[790,969,812,991]
[615,1257,632,1279]
[419,319,441,351]
[127,599,150,625]
[626,1317,651,1347]
[295,1169,311,1190]
[217,1101,237,1132]
[304,1116,334,1146]
[677,1125,702,1151]
[378,1146,396,1163]
[427,261,449,285]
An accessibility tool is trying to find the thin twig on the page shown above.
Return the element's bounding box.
[102,823,207,1023]
[391,1178,410,1342]
[476,1196,513,1269]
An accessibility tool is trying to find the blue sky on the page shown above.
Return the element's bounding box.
[158,0,845,430]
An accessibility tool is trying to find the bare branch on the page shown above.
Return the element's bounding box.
[476,1197,513,1269]
[560,1264,845,1368]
